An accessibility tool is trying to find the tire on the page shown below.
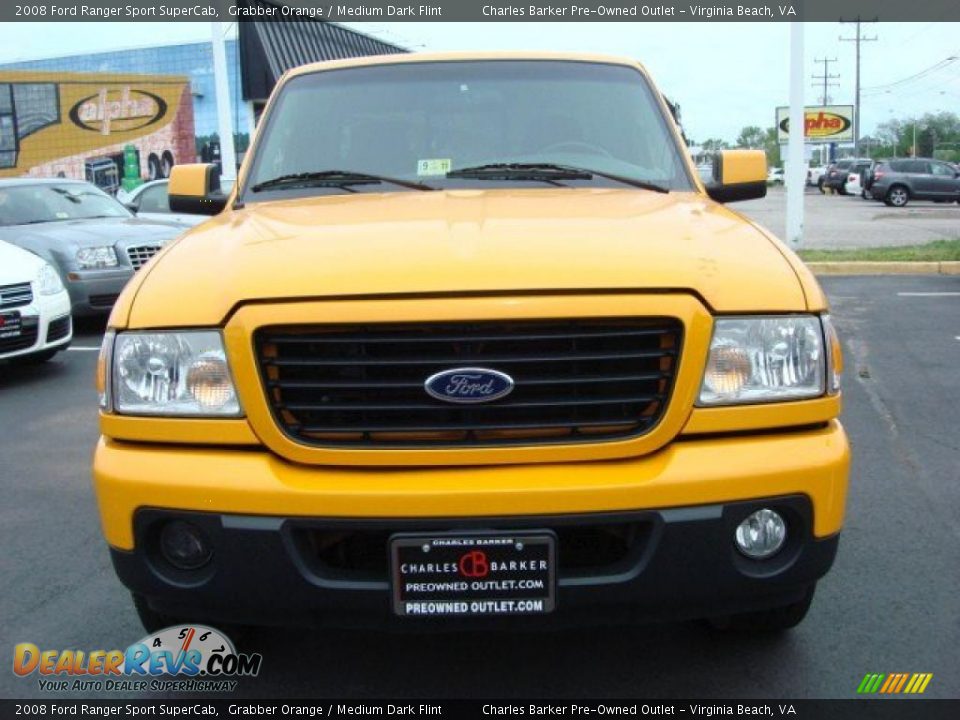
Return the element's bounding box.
[817,179,825,194]
[161,151,175,179]
[132,593,182,634]
[887,185,910,207]
[707,586,816,633]
[131,593,250,641]
[9,348,60,365]
[147,154,162,181]
[861,190,868,199]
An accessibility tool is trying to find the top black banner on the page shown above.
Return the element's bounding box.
[4,0,960,22]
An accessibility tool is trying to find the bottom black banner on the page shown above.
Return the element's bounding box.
[2,700,959,720]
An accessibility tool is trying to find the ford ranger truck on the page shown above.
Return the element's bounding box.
[93,52,849,633]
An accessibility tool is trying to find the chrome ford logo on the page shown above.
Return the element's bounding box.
[424,367,515,404]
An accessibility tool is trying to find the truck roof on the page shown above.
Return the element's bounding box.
[283,50,649,81]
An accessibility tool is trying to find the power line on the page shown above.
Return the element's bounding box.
[862,54,959,94]
[812,56,840,105]
[840,17,878,156]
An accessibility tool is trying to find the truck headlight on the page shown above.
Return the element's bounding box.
[698,316,825,405]
[76,246,118,269]
[111,331,242,416]
[35,262,64,295]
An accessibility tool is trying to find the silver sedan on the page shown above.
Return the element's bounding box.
[0,179,184,316]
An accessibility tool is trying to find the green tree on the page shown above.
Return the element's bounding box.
[701,138,730,154]
[736,126,766,149]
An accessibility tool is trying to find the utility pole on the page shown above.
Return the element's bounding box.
[812,57,839,105]
[840,18,877,157]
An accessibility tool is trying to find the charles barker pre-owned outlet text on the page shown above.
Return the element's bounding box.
[482,4,679,15]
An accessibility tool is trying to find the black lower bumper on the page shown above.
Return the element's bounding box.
[111,495,839,630]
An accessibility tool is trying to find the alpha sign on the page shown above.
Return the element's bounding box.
[776,106,855,143]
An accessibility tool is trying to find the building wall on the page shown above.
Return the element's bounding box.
[0,39,251,141]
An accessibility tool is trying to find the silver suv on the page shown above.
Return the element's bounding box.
[869,158,960,207]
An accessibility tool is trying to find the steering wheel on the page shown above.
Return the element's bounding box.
[538,140,613,158]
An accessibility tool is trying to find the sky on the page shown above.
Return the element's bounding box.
[2,21,957,143]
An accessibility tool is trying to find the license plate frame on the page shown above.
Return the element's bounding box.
[390,531,557,617]
[0,310,22,339]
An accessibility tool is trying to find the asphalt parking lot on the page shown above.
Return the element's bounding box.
[739,187,960,249]
[1,274,957,700]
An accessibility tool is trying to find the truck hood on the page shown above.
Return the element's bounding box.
[126,188,806,327]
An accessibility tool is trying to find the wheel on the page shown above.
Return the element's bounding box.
[132,593,182,634]
[147,153,162,181]
[861,190,868,199]
[707,586,815,633]
[887,185,909,207]
[132,593,251,640]
[817,179,826,193]
[9,348,60,365]
[161,151,175,178]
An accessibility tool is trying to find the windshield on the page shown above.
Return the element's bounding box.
[0,183,130,227]
[244,60,694,200]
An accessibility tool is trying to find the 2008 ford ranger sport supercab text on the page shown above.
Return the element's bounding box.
[93,52,849,634]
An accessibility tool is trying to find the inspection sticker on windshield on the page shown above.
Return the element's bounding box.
[417,158,452,176]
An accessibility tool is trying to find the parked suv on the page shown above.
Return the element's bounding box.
[822,158,871,194]
[94,52,849,635]
[869,158,960,207]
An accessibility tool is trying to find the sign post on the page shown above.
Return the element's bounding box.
[786,22,805,250]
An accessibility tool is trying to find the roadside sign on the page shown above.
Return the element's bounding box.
[776,105,855,143]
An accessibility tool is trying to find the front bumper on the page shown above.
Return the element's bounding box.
[114,497,838,630]
[65,268,132,316]
[0,289,72,360]
[94,422,849,628]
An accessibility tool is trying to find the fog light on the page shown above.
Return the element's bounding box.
[159,521,212,570]
[734,509,786,559]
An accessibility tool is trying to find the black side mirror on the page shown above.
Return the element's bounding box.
[124,201,138,214]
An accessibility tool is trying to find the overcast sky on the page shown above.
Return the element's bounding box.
[3,21,957,142]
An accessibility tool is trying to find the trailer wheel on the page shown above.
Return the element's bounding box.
[147,153,161,181]
[161,151,175,179]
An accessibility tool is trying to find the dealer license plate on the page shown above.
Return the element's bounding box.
[391,532,556,617]
[0,311,22,339]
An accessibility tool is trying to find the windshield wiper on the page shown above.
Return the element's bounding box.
[250,170,435,193]
[446,163,670,193]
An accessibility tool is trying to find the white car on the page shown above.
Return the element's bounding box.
[0,240,72,363]
[117,179,207,228]
[844,171,864,198]
[767,167,785,185]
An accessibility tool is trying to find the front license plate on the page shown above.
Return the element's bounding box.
[0,311,22,339]
[391,532,556,617]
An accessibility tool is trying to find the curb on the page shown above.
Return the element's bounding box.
[805,261,960,276]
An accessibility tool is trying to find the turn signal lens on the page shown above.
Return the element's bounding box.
[822,314,843,394]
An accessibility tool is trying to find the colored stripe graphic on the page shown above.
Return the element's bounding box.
[857,673,933,694]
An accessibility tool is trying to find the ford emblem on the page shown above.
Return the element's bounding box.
[424,367,515,404]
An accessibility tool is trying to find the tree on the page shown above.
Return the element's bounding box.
[700,138,730,154]
[736,126,766,149]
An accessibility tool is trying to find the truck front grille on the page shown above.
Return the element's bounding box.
[0,282,33,310]
[255,318,682,448]
[126,245,161,271]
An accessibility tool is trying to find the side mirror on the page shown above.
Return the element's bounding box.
[124,201,138,214]
[168,163,228,215]
[705,149,768,203]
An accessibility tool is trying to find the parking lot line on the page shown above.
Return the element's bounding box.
[67,346,100,352]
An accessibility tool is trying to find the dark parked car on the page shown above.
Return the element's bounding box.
[0,179,183,316]
[869,158,960,207]
[822,158,871,194]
